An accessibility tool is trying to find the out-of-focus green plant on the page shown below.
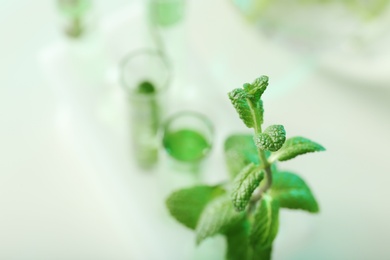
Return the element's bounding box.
[166,76,325,259]
[57,0,92,38]
[232,0,390,21]
[149,0,185,27]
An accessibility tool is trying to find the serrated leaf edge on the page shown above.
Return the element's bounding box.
[254,125,286,152]
[165,185,225,230]
[195,196,244,245]
[231,163,264,212]
[228,88,254,128]
[269,136,325,162]
[270,172,319,213]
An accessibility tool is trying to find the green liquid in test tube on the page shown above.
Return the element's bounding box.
[131,81,160,168]
[163,129,210,163]
[162,111,214,171]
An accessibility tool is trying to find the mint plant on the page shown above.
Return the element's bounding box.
[166,76,325,259]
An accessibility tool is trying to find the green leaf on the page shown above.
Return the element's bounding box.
[270,171,319,213]
[228,76,268,128]
[243,75,269,101]
[251,245,272,260]
[270,136,325,162]
[225,218,273,260]
[166,185,225,230]
[196,195,244,245]
[250,195,279,250]
[231,163,264,211]
[224,134,261,179]
[254,125,286,152]
[256,99,265,125]
[228,88,254,128]
[225,219,251,260]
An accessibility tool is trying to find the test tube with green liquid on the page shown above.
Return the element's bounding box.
[121,50,171,169]
[162,111,214,171]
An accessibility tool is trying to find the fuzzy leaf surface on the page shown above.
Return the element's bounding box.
[270,136,325,162]
[228,76,268,128]
[254,125,286,152]
[250,195,279,250]
[196,195,244,245]
[270,172,319,213]
[231,163,264,211]
[256,99,265,125]
[166,185,225,230]
[228,88,254,128]
[243,75,269,101]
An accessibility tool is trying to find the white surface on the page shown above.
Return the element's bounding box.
[1,0,390,259]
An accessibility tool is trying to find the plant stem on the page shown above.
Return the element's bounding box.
[247,98,272,205]
[251,167,272,203]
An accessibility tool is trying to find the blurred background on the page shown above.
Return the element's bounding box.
[1,0,390,259]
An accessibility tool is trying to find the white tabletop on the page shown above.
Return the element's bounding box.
[1,0,390,259]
